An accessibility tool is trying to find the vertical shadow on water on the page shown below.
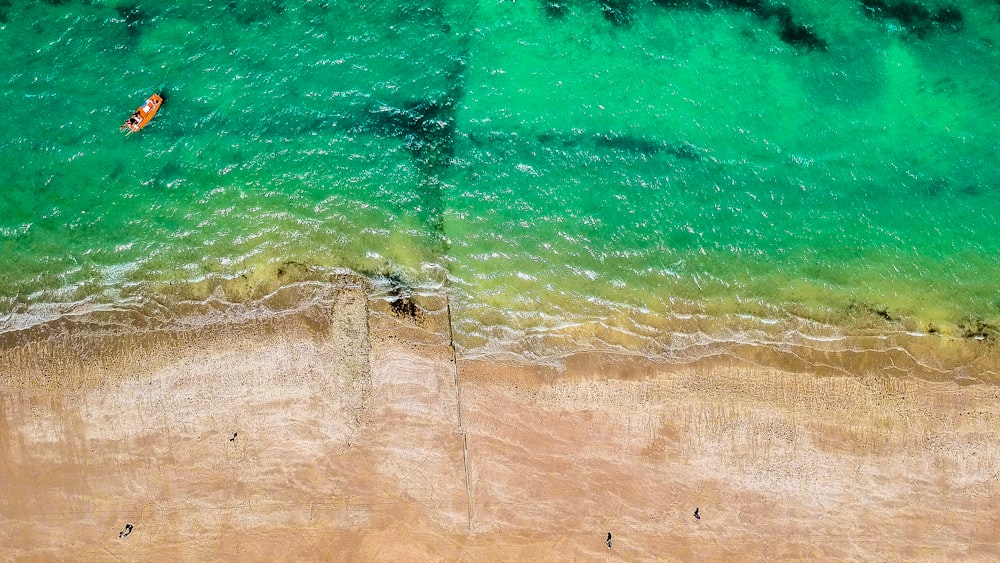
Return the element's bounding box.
[359,18,470,258]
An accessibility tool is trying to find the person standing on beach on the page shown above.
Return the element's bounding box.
[606,532,613,548]
[694,507,700,520]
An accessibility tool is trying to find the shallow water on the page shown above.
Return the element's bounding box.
[2,1,999,358]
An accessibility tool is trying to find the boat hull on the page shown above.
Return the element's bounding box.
[121,93,163,134]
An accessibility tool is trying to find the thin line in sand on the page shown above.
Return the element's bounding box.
[447,296,474,531]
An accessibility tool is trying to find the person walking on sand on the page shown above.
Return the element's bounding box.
[606,532,612,548]
[694,507,700,520]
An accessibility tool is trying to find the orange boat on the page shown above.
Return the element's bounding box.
[120,93,163,135]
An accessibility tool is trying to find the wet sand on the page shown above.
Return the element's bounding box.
[1,280,998,560]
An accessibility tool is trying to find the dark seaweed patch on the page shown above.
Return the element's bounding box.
[545,1,568,19]
[848,300,896,322]
[353,42,466,250]
[364,56,466,171]
[933,7,964,32]
[595,133,662,154]
[370,272,423,320]
[390,297,421,319]
[860,0,964,38]
[366,98,456,169]
[959,319,997,341]
[653,0,827,51]
[771,6,826,51]
[600,0,634,26]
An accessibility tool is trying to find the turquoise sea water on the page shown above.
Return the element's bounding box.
[2,1,999,358]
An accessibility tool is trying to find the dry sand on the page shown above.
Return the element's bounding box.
[1,281,998,561]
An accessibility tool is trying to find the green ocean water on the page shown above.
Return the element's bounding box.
[2,0,1000,355]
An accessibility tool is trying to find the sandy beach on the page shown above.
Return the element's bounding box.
[1,278,998,561]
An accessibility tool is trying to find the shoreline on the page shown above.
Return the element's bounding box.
[2,277,998,559]
[3,272,998,386]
